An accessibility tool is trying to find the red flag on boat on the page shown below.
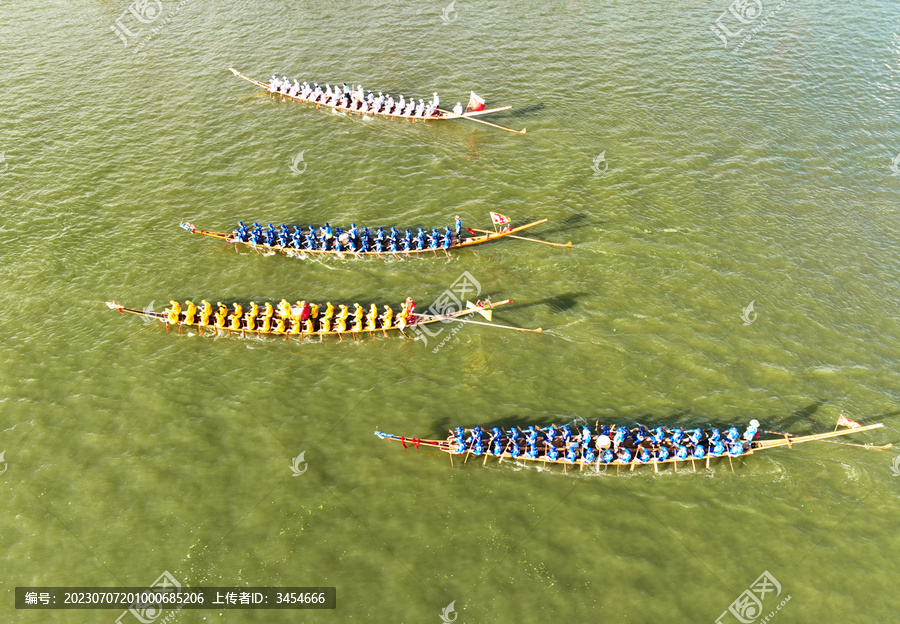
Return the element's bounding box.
[467,91,486,112]
[836,414,861,429]
[490,211,510,225]
[400,436,407,449]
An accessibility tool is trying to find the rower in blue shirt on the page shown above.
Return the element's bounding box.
[349,223,358,242]
[651,426,665,444]
[600,449,614,464]
[278,224,290,247]
[674,445,688,460]
[416,227,426,250]
[264,225,276,246]
[454,214,462,243]
[361,227,371,252]
[250,223,262,244]
[443,226,453,248]
[725,427,740,443]
[743,419,760,443]
[233,221,248,242]
[583,447,596,463]
[546,445,559,461]
[291,228,303,249]
[617,447,632,463]
[389,238,399,253]
[429,228,440,249]
[526,443,538,459]
[543,425,556,444]
[655,446,670,462]
[376,226,385,243]
[688,428,703,445]
[580,426,592,448]
[634,425,648,443]
[565,446,578,463]
[375,238,384,253]
[636,447,651,463]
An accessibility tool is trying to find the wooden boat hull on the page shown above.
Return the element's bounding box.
[230,68,512,122]
[180,219,549,258]
[105,298,512,339]
[375,423,885,473]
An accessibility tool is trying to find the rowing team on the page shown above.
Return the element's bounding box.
[231,218,464,253]
[267,76,464,117]
[163,298,417,334]
[448,421,762,464]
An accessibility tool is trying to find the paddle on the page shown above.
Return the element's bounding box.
[823,440,893,450]
[468,227,572,248]
[436,107,526,134]
[416,313,542,334]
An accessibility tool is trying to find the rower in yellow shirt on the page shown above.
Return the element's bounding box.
[230,302,243,331]
[351,303,364,332]
[166,300,182,325]
[183,300,197,325]
[198,300,213,327]
[365,304,378,331]
[335,304,349,333]
[214,302,228,330]
[380,304,393,330]
[245,301,259,332]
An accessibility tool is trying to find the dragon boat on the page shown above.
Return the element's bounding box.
[104,298,538,340]
[375,419,887,473]
[229,68,525,134]
[179,216,570,259]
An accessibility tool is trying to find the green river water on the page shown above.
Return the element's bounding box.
[2,1,900,622]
